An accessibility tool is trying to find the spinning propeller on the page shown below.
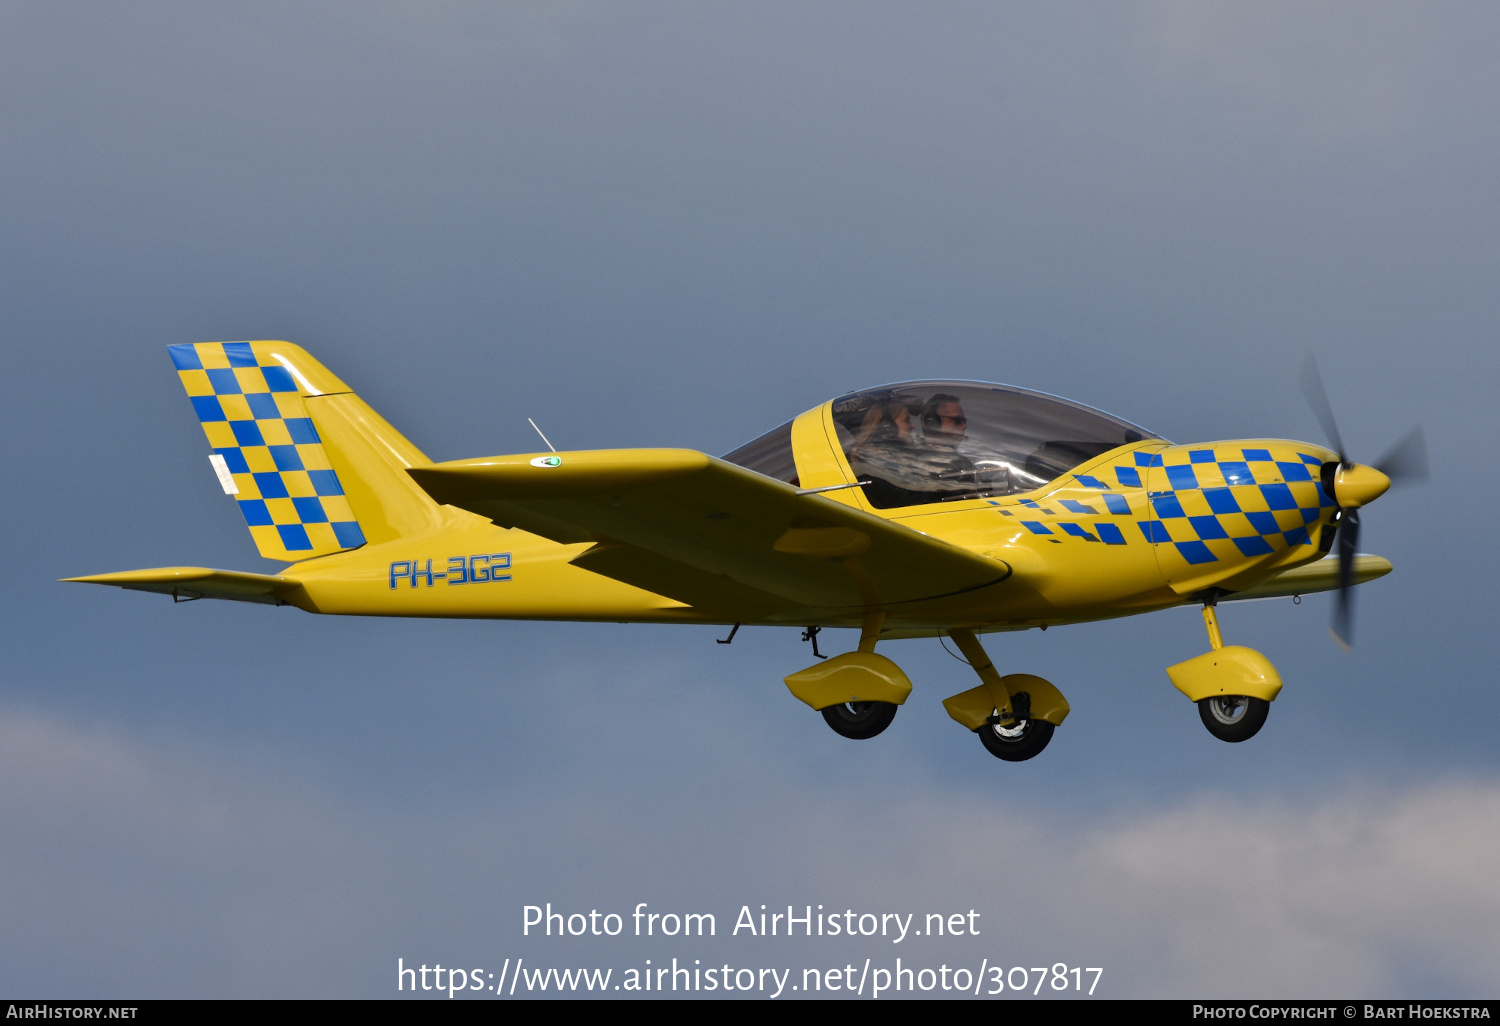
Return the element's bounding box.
[1298,356,1429,650]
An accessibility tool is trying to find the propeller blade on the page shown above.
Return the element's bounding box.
[1330,507,1360,652]
[1374,425,1429,486]
[1298,353,1346,462]
[1297,360,1424,649]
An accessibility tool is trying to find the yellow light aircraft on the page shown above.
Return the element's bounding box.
[68,342,1424,761]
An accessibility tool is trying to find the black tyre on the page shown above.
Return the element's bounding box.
[1197,695,1269,743]
[821,701,898,740]
[976,717,1055,762]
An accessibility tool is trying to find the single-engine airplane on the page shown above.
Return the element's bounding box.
[69,342,1424,761]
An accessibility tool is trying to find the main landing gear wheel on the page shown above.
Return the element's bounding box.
[976,717,1054,762]
[821,701,898,740]
[1197,695,1269,743]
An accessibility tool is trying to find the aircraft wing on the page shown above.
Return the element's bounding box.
[408,449,1011,616]
[63,567,300,605]
[1220,554,1392,602]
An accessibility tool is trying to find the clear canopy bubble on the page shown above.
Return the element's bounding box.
[723,381,1161,509]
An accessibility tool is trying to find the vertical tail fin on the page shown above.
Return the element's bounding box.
[169,341,445,561]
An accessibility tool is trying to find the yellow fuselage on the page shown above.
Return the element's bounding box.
[282,398,1338,633]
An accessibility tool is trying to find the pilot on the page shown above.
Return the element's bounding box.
[919,393,979,496]
[921,394,968,451]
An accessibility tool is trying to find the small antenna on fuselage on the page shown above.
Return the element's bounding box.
[527,418,557,452]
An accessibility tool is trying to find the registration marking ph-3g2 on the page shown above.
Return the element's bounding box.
[389,554,512,589]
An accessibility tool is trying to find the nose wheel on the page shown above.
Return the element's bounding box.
[1197,695,1269,742]
[1169,601,1279,743]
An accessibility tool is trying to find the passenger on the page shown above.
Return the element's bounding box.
[847,398,924,508]
[850,399,915,453]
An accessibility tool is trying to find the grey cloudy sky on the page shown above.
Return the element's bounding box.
[2,1,1497,998]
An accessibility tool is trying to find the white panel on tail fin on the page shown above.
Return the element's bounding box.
[207,453,239,495]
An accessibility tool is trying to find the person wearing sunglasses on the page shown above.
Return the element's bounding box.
[921,393,969,451]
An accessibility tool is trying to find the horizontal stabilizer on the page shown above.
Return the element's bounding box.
[63,567,300,605]
[1221,554,1392,602]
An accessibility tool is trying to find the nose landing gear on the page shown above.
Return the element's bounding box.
[1167,600,1281,743]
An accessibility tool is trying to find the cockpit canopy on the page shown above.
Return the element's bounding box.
[723,380,1161,509]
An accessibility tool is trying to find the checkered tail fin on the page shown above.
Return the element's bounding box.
[168,341,445,562]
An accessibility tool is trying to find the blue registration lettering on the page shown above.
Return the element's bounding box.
[396,554,511,588]
[446,556,468,585]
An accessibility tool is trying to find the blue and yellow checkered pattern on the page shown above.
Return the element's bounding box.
[989,441,1336,590]
[169,342,366,562]
[1142,446,1334,568]
[990,465,1142,546]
